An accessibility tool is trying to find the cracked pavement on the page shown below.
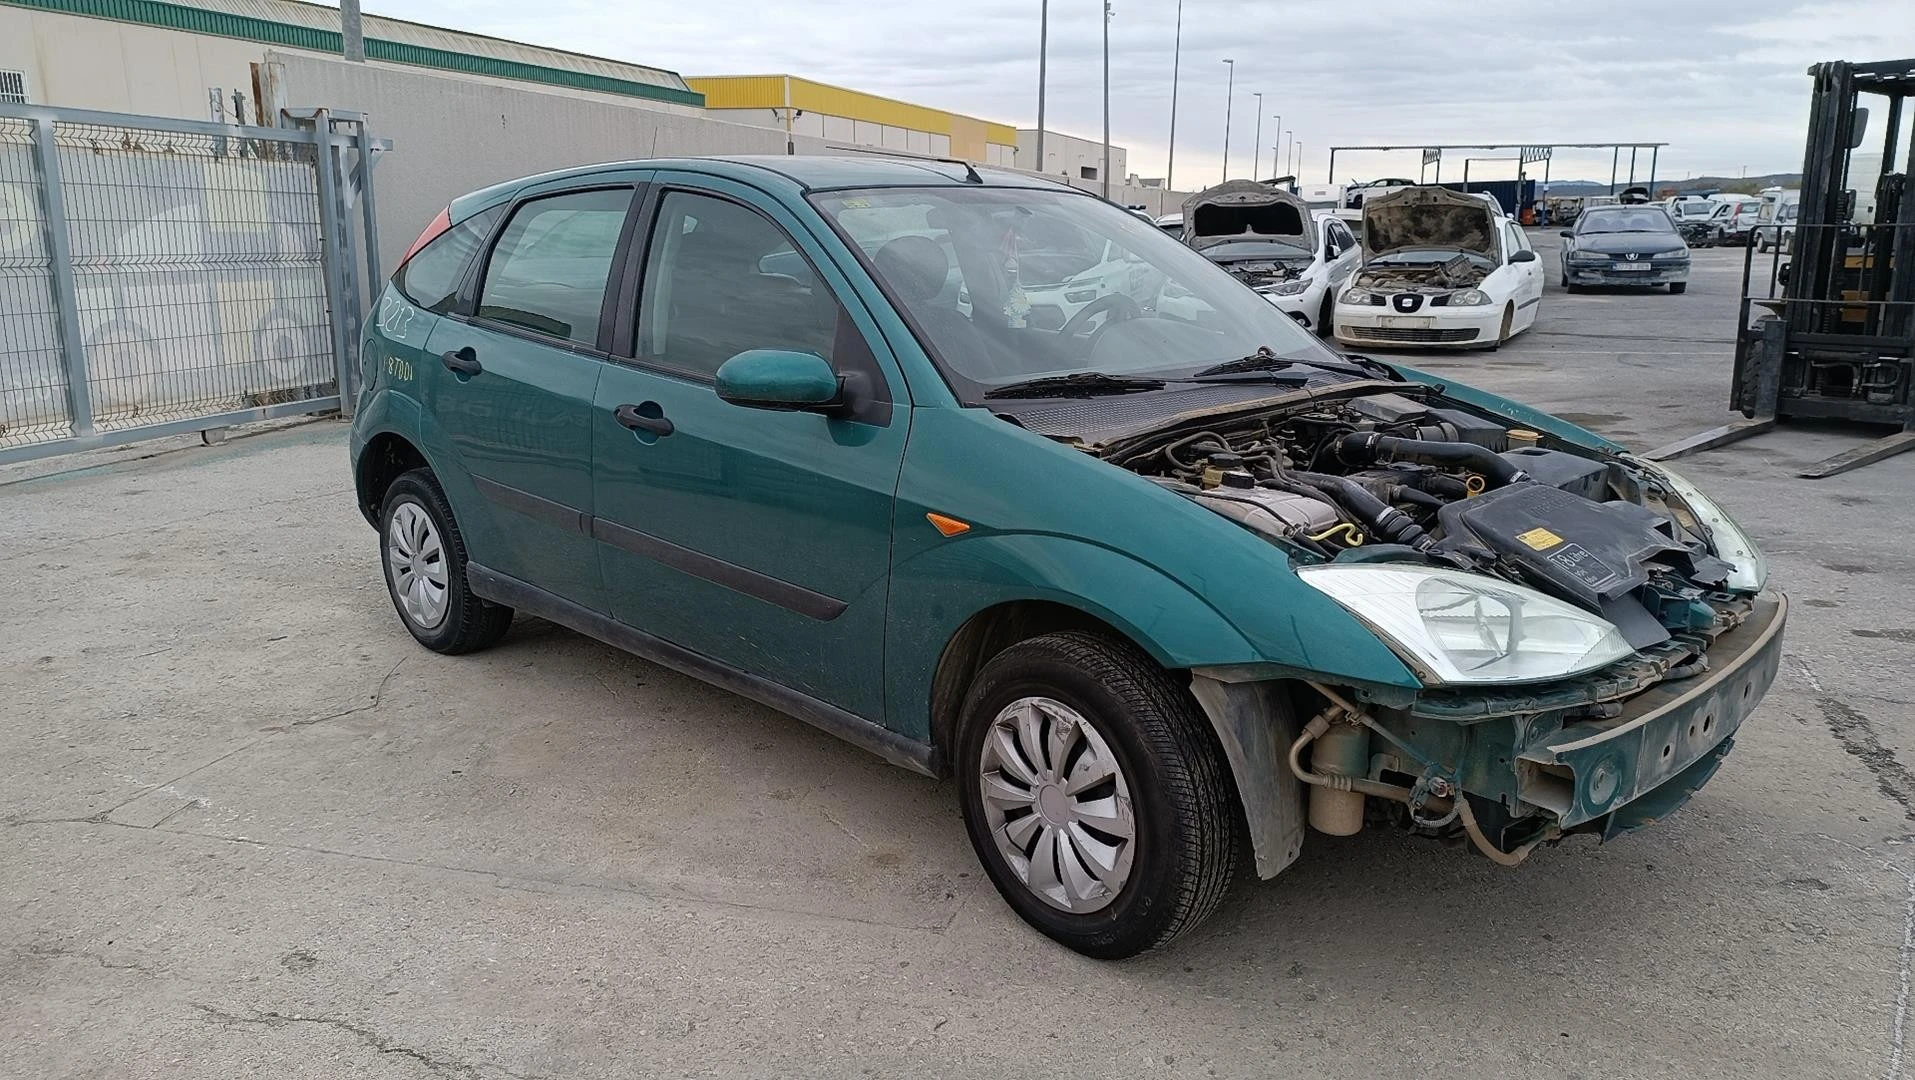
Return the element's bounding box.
[5,235,1915,1078]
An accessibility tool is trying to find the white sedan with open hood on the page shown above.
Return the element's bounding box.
[1333,187,1544,349]
[1183,181,1361,337]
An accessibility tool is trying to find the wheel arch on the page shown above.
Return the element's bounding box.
[927,599,1148,774]
[354,430,431,527]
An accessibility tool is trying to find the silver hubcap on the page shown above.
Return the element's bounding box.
[979,696,1135,914]
[386,501,449,629]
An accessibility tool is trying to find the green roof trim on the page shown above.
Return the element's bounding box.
[1,0,707,107]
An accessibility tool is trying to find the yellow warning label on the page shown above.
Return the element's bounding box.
[1516,527,1564,551]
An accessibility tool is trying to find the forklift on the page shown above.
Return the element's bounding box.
[1648,58,1915,478]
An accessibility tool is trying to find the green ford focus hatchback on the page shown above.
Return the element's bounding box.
[350,157,1785,958]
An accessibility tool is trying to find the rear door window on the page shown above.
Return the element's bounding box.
[393,206,502,314]
[477,188,632,346]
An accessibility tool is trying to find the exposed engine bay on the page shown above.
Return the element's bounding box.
[1349,253,1484,292]
[1102,385,1748,656]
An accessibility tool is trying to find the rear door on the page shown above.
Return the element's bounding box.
[589,175,909,721]
[423,180,644,611]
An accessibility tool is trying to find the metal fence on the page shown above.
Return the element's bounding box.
[0,103,381,464]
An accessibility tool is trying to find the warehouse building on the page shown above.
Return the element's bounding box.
[688,75,1019,167]
[0,0,704,120]
[1016,128,1130,185]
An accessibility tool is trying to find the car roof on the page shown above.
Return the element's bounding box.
[449,154,1070,220]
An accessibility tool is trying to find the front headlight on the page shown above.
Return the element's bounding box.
[1568,251,1609,263]
[1341,287,1384,306]
[1298,565,1635,686]
[1260,279,1310,297]
[1651,248,1690,259]
[1649,466,1768,591]
[1447,288,1490,306]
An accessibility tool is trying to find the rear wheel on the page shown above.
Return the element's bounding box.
[956,632,1240,959]
[380,469,513,654]
[1669,281,1689,295]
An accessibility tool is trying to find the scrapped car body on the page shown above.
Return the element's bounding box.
[350,156,1782,959]
[1182,181,1359,336]
[1560,205,1692,292]
[1682,196,1763,246]
[1334,186,1544,348]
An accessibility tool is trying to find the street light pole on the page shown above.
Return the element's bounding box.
[1220,58,1235,182]
[1165,0,1182,191]
[1101,0,1112,199]
[1283,129,1292,179]
[1292,141,1303,180]
[1034,0,1049,175]
[1269,114,1280,175]
[1251,93,1263,180]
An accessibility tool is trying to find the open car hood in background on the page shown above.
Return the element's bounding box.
[1182,181,1312,253]
[1361,186,1499,259]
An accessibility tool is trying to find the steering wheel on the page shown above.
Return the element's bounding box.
[1058,292,1141,352]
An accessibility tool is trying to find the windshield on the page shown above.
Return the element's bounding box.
[1201,238,1312,260]
[1577,208,1677,234]
[814,186,1335,399]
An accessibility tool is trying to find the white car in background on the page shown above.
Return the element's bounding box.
[1180,182,1361,337]
[1333,186,1544,349]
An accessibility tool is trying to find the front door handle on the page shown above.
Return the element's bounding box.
[614,403,675,437]
[441,347,482,376]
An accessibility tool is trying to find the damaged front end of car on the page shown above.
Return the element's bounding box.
[1183,180,1315,291]
[1089,381,1783,872]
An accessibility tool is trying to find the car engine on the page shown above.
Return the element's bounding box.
[1348,253,1486,293]
[1103,386,1748,653]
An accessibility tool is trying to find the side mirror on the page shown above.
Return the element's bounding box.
[1558,230,1574,239]
[1509,249,1538,263]
[715,350,843,413]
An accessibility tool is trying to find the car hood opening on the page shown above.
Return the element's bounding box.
[1183,181,1311,253]
[1362,186,1498,259]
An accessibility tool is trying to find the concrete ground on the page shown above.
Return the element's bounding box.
[5,233,1913,1079]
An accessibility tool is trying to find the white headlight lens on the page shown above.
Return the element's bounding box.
[1449,288,1490,306]
[1650,466,1768,591]
[1298,565,1635,685]
[1341,287,1382,305]
[1261,279,1309,296]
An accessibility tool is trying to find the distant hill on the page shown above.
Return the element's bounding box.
[1542,174,1802,196]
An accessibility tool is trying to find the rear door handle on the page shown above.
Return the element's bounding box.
[441,347,482,376]
[614,403,674,437]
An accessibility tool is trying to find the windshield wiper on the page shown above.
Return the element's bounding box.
[984,372,1168,399]
[1190,347,1295,378]
[1190,346,1382,382]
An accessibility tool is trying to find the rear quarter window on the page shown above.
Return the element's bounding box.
[393,206,503,314]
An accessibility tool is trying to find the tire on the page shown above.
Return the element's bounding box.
[1669,282,1688,295]
[956,631,1240,959]
[379,469,513,654]
[1315,291,1335,339]
[1496,303,1515,346]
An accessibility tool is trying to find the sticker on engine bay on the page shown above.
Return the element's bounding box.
[1543,543,1624,592]
[1515,527,1563,551]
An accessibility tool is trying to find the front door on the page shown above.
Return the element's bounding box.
[424,184,637,612]
[590,179,909,722]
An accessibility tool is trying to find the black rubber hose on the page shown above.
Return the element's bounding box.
[1386,486,1446,510]
[1335,432,1530,488]
[1288,471,1434,550]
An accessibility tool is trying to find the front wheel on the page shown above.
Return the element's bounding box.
[380,469,513,654]
[1315,291,1335,339]
[956,632,1241,959]
[1669,281,1688,295]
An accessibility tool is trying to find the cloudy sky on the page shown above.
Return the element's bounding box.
[367,0,1911,187]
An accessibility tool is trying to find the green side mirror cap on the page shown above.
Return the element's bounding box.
[715,350,843,412]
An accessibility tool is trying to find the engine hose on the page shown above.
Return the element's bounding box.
[1288,471,1434,550]
[1335,432,1530,489]
[1287,709,1428,805]
[1386,485,1446,510]
[1400,471,1472,500]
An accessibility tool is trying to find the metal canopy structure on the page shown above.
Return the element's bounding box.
[1327,142,1670,196]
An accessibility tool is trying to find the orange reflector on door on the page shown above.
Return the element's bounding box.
[926,512,971,537]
